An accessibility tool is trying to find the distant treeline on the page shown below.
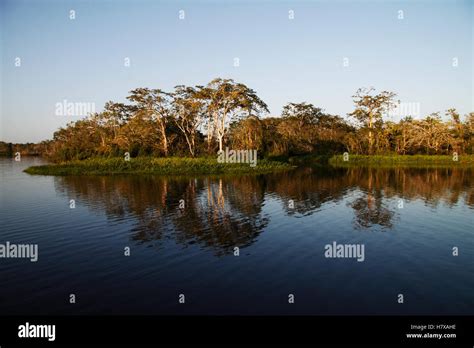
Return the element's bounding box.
[10,79,474,162]
[0,142,48,157]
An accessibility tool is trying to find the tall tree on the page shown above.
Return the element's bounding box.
[172,85,205,157]
[202,78,268,152]
[349,87,397,154]
[446,108,464,153]
[127,88,172,156]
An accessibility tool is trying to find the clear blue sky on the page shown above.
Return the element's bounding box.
[1,0,472,143]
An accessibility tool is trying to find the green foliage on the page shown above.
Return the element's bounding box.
[21,82,473,162]
[329,154,474,168]
[24,157,293,176]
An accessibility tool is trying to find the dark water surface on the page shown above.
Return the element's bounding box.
[0,157,473,315]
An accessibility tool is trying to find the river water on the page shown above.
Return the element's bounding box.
[0,157,472,315]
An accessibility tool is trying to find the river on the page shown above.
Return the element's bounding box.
[0,157,472,315]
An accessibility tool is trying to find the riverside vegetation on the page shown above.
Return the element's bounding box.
[23,157,292,176]
[17,78,473,175]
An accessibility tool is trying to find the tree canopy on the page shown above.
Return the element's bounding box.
[37,81,473,162]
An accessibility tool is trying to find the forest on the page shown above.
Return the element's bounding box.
[10,78,474,162]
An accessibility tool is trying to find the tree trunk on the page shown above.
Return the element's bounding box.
[218,135,223,152]
[206,117,213,154]
[184,132,194,157]
[368,111,373,155]
[160,122,168,157]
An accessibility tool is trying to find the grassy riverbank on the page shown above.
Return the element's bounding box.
[328,154,474,167]
[24,157,294,176]
[23,155,474,176]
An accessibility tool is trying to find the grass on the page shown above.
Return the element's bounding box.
[24,157,295,176]
[23,154,474,176]
[287,154,331,166]
[328,154,474,168]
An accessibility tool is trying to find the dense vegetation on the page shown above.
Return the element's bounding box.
[0,141,47,156]
[24,157,293,176]
[10,78,474,162]
[329,154,474,168]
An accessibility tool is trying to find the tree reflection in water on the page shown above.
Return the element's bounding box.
[53,166,473,253]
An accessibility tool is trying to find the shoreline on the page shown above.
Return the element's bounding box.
[22,154,474,176]
[23,157,295,176]
[328,154,474,168]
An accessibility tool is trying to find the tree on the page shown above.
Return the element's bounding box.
[349,87,397,154]
[278,102,322,154]
[446,108,464,154]
[280,102,350,155]
[127,88,172,156]
[281,102,324,126]
[229,115,264,150]
[201,78,269,152]
[172,85,205,157]
[405,113,455,154]
[465,112,474,154]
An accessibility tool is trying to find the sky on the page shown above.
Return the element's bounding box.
[0,0,473,143]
